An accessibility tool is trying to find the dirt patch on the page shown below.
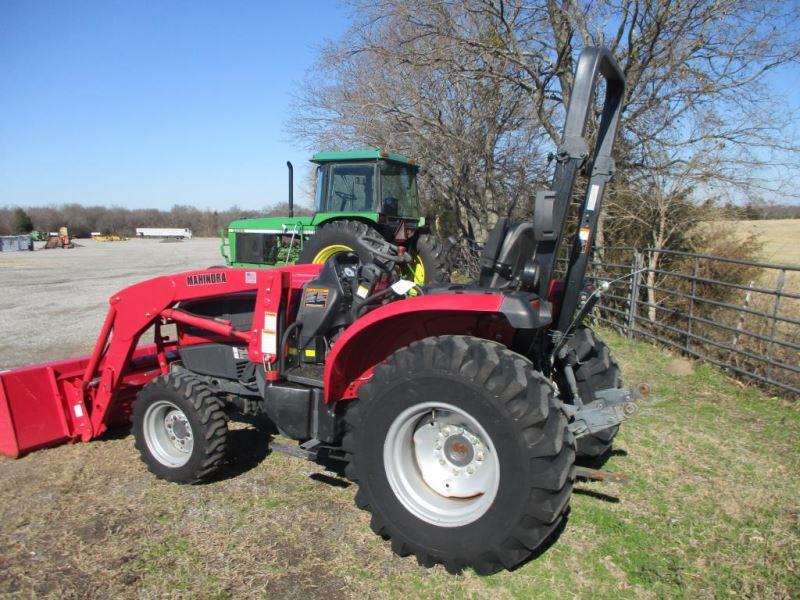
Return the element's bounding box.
[666,356,694,377]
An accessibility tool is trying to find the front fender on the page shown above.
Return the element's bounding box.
[323,291,550,402]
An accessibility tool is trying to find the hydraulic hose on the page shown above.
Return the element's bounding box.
[279,321,301,374]
[354,287,397,318]
[354,282,421,318]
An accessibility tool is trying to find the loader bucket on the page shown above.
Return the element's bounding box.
[0,355,92,457]
[0,343,167,458]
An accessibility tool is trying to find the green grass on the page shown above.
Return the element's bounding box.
[0,328,797,598]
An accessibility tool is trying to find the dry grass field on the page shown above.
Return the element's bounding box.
[726,219,800,266]
[0,238,798,599]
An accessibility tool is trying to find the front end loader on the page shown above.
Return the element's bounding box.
[0,47,639,575]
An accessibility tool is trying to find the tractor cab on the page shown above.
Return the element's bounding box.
[311,150,420,224]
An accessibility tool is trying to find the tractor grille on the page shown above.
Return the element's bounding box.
[236,233,277,264]
[235,360,248,379]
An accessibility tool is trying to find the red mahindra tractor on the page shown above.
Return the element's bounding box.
[0,47,641,574]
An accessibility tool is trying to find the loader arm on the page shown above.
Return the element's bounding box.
[0,265,321,457]
[534,46,626,334]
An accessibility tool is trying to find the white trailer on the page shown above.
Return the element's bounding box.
[135,228,193,239]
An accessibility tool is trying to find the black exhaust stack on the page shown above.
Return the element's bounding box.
[287,161,294,218]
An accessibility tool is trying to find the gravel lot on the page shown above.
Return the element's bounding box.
[0,238,222,369]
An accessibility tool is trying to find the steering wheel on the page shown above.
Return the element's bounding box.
[334,190,356,211]
[383,196,400,216]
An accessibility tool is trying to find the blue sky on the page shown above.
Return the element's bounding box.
[1,2,798,211]
[0,1,350,210]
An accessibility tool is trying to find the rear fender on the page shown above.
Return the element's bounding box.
[323,292,550,402]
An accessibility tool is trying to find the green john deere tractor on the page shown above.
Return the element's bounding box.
[221,150,448,285]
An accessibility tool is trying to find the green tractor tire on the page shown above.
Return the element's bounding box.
[297,220,383,265]
[297,220,449,286]
[410,232,449,285]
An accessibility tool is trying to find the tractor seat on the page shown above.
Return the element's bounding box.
[477,218,537,290]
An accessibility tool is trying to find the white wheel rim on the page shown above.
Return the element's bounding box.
[383,401,500,527]
[143,400,194,467]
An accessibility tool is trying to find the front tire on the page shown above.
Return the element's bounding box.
[555,326,622,458]
[133,371,228,484]
[344,336,575,574]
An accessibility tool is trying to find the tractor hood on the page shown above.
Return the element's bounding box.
[227,216,316,234]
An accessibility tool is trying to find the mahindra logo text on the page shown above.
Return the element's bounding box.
[186,272,227,286]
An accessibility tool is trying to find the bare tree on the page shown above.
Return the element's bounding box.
[289,0,799,249]
[288,7,552,239]
[0,204,296,238]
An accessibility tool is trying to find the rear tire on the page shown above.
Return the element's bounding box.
[409,232,449,285]
[343,335,575,574]
[133,371,228,484]
[297,220,384,265]
[555,326,622,458]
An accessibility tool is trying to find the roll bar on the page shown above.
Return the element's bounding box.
[533,46,626,335]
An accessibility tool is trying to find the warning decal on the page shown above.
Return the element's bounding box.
[304,287,329,308]
[579,227,592,255]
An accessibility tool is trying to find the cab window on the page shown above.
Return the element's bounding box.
[314,167,327,212]
[381,163,419,218]
[325,163,377,212]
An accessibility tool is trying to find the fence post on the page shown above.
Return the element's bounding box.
[626,252,642,339]
[764,269,786,381]
[685,257,699,352]
[731,280,755,351]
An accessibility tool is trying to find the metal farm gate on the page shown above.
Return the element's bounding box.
[582,247,799,397]
[448,238,799,396]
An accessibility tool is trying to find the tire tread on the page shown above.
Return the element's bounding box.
[344,335,574,574]
[133,371,228,484]
[556,326,622,458]
[413,232,449,284]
